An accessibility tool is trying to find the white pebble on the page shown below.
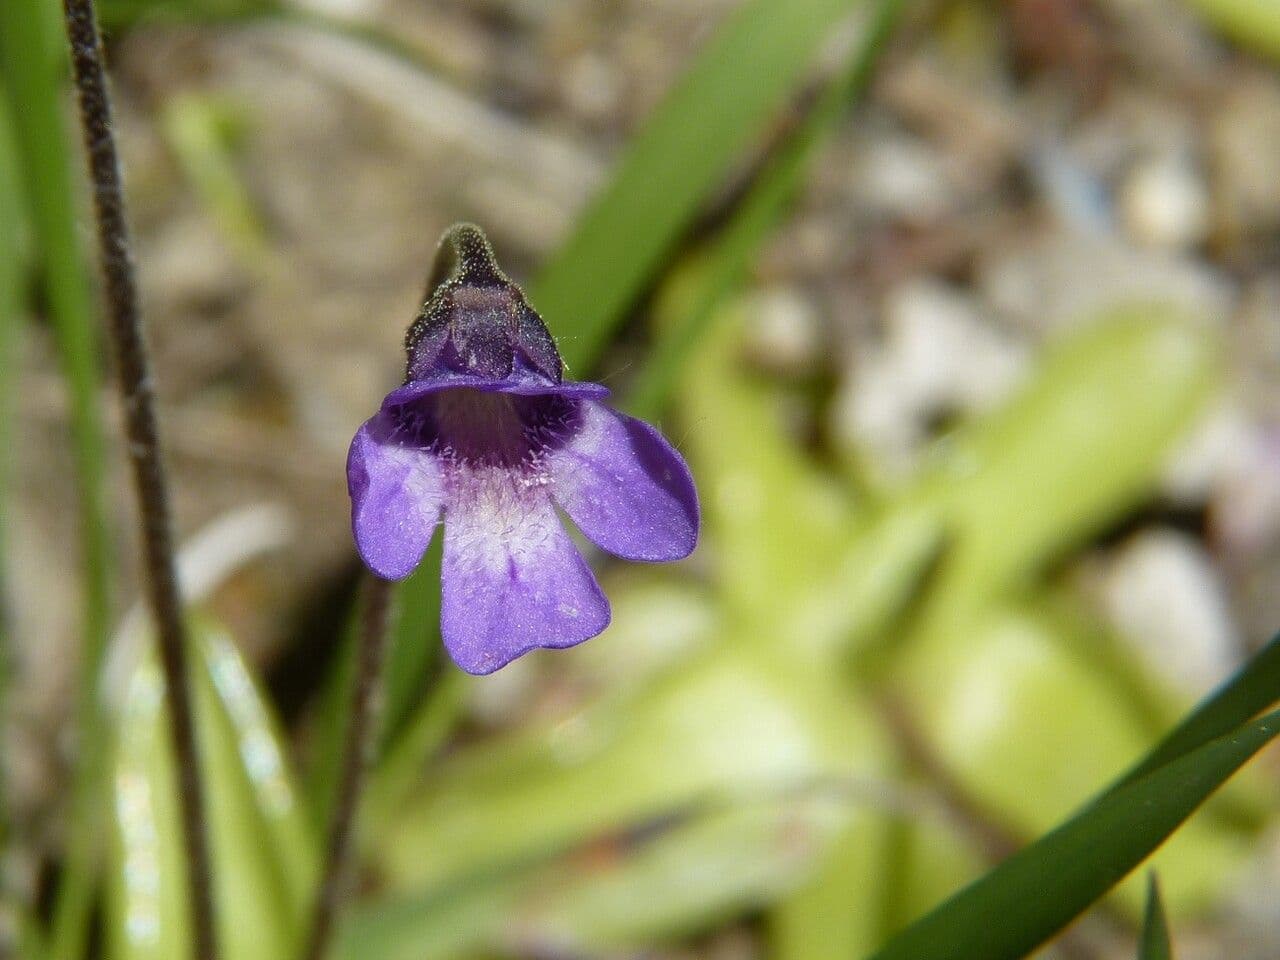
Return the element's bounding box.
[1101,529,1239,695]
[1120,155,1211,251]
[742,287,820,375]
[831,278,1027,479]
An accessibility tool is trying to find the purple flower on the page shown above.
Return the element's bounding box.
[347,225,699,674]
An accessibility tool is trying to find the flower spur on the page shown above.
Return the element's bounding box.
[347,224,700,674]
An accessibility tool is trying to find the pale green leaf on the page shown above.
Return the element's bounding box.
[108,622,314,960]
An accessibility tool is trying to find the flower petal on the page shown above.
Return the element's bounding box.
[441,468,610,674]
[549,402,699,562]
[347,411,446,580]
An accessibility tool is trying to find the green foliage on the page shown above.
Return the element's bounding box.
[864,708,1279,960]
[339,300,1238,958]
[29,0,1275,956]
[1140,875,1173,960]
[1116,629,1280,788]
[0,3,115,956]
[529,0,865,371]
[906,308,1218,636]
[160,94,269,262]
[1184,0,1280,59]
[770,810,906,960]
[108,621,315,959]
[0,81,35,960]
[307,546,444,828]
[892,602,1254,915]
[0,90,25,593]
[342,797,876,960]
[625,0,908,419]
[0,0,112,654]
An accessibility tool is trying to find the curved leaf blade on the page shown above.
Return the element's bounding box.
[911,308,1218,632]
[1114,630,1280,790]
[863,708,1280,960]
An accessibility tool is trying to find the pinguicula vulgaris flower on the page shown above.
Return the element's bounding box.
[347,224,700,674]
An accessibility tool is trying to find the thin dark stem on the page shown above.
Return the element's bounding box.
[300,576,394,960]
[59,3,218,958]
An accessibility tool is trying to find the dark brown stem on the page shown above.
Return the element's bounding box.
[59,2,218,958]
[300,576,394,960]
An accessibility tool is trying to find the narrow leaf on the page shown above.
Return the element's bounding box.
[0,5,115,956]
[1139,874,1172,960]
[380,541,444,752]
[677,308,853,633]
[0,78,39,960]
[863,709,1280,960]
[1114,629,1280,790]
[308,544,443,823]
[530,0,861,370]
[377,650,886,893]
[626,0,907,419]
[0,84,24,607]
[0,0,112,645]
[109,623,313,960]
[160,94,269,261]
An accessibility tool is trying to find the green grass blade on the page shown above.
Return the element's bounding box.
[0,78,41,960]
[0,4,115,957]
[0,0,112,645]
[770,812,892,960]
[675,304,855,633]
[626,0,907,419]
[0,87,24,627]
[862,708,1280,960]
[1113,629,1280,790]
[304,608,359,820]
[159,94,269,262]
[0,86,24,615]
[366,667,467,830]
[1139,874,1172,960]
[529,0,861,371]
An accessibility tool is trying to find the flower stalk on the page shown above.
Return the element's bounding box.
[299,576,394,960]
[60,1,218,957]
